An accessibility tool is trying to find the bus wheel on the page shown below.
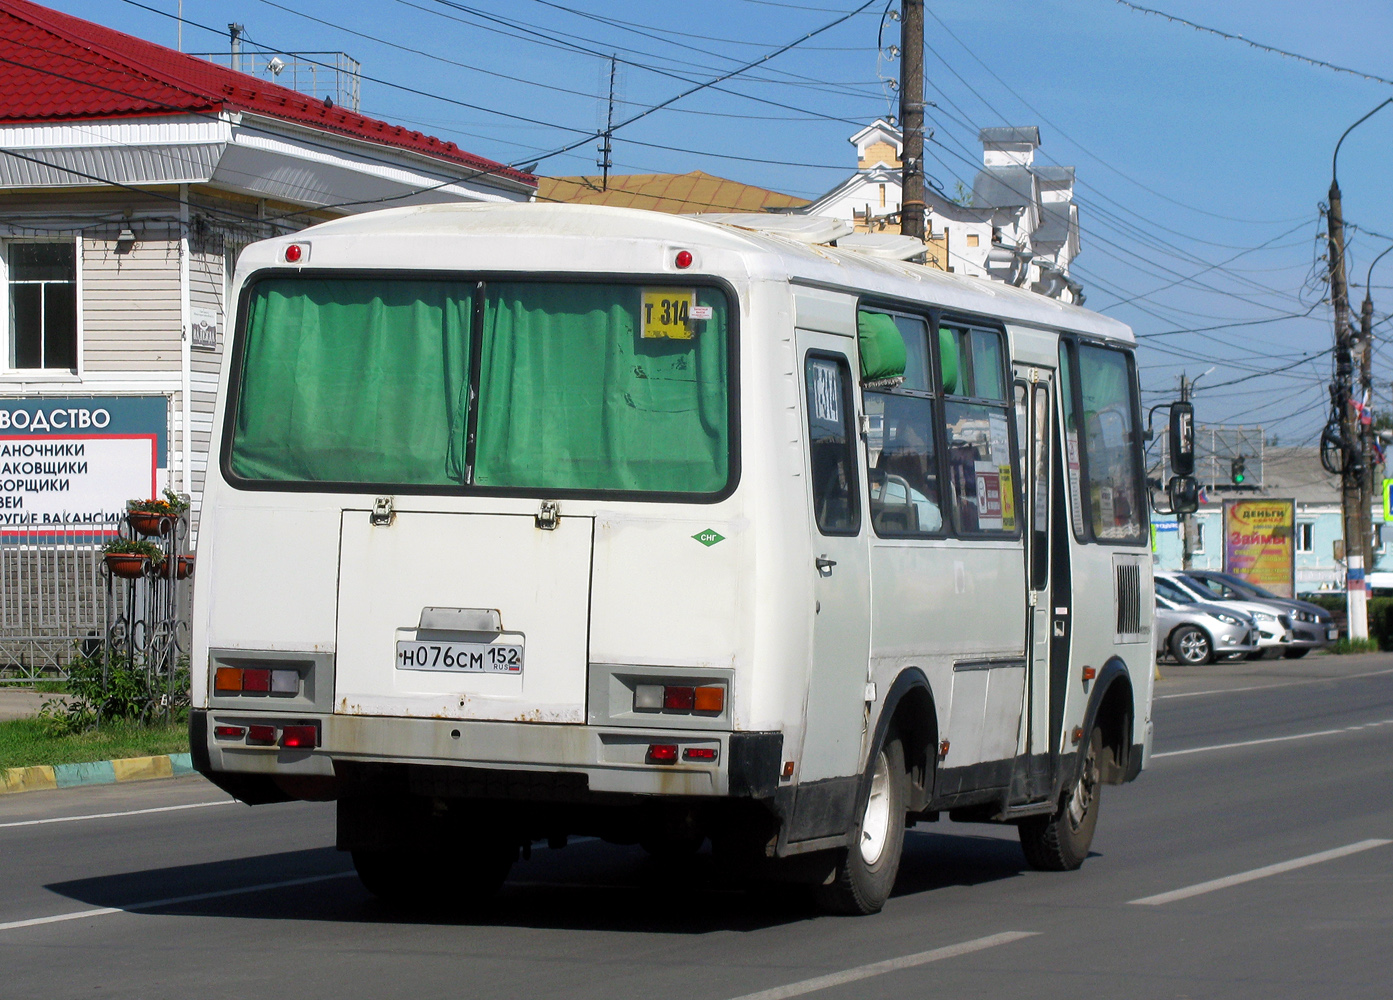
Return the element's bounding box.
[1018,727,1102,872]
[1170,626,1213,665]
[816,735,907,915]
[352,839,515,908]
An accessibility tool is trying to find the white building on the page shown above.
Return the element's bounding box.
[802,120,1083,303]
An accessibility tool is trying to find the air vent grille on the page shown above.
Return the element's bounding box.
[1116,561,1142,637]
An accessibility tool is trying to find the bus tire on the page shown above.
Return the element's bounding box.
[1169,625,1213,665]
[352,839,515,908]
[816,735,907,915]
[1018,727,1102,872]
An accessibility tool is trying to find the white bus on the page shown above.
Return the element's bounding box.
[191,204,1166,914]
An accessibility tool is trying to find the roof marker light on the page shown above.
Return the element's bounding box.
[284,243,304,263]
[675,250,693,269]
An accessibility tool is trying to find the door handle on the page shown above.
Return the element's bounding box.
[816,555,837,575]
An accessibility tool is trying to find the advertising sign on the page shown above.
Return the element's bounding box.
[1223,497,1296,598]
[0,396,168,536]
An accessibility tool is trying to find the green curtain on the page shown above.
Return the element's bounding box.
[230,278,472,484]
[473,283,728,492]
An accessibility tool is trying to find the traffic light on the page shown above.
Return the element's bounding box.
[1230,455,1247,485]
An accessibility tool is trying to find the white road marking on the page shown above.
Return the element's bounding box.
[1129,839,1391,906]
[724,931,1039,1000]
[1152,718,1393,759]
[1155,667,1393,701]
[0,871,355,933]
[0,800,236,830]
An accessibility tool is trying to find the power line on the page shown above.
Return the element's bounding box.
[1111,1,1393,88]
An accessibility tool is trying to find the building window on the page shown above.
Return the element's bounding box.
[966,233,980,247]
[878,183,886,208]
[1376,524,1385,553]
[1191,521,1205,554]
[1297,521,1313,553]
[7,242,77,370]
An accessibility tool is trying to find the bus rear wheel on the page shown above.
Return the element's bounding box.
[1018,727,1102,872]
[816,735,907,915]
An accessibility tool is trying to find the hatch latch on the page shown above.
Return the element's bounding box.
[371,496,396,527]
[535,500,560,530]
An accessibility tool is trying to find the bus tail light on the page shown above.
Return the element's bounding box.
[242,668,272,692]
[633,682,726,715]
[246,725,276,745]
[682,747,717,762]
[663,686,695,710]
[281,725,318,749]
[214,667,242,692]
[646,743,678,764]
[213,725,246,740]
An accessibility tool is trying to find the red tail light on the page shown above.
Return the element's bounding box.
[246,724,276,745]
[242,669,272,693]
[682,747,717,762]
[213,725,245,739]
[280,725,318,749]
[646,743,678,764]
[663,686,695,710]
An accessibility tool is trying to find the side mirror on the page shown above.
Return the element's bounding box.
[1168,475,1199,515]
[1169,400,1195,477]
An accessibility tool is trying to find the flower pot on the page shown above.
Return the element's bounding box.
[127,510,173,536]
[104,553,148,579]
[176,554,195,580]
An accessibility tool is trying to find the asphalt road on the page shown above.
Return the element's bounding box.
[2,653,1391,1000]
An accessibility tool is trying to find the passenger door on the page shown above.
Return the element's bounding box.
[1016,369,1057,798]
[797,339,872,785]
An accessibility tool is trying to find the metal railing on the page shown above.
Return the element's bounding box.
[0,520,117,683]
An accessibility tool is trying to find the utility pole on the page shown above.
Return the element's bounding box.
[1178,374,1194,571]
[899,0,925,241]
[1360,294,1376,577]
[1327,175,1368,640]
[597,55,617,191]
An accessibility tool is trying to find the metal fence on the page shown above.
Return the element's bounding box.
[0,520,117,683]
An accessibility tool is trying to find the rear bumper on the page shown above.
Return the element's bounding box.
[190,709,782,801]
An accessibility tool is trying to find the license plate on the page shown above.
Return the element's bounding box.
[395,640,523,674]
[1328,627,1339,640]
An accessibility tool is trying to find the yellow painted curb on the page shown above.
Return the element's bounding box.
[1,765,58,794]
[110,755,174,783]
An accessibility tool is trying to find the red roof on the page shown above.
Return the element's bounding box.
[0,0,535,187]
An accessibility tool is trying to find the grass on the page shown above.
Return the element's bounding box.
[0,717,188,770]
[1333,637,1381,655]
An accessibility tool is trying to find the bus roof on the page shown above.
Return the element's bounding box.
[293,202,1135,345]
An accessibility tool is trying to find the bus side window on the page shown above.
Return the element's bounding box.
[941,326,1018,536]
[806,354,861,536]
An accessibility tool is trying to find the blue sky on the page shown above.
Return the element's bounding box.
[45,0,1393,444]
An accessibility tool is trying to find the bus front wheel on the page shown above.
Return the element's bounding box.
[1018,727,1102,872]
[816,735,908,915]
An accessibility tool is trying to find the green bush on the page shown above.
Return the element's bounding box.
[38,646,189,736]
[1334,637,1380,654]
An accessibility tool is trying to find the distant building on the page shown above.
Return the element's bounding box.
[537,170,808,215]
[802,119,1083,303]
[0,0,535,531]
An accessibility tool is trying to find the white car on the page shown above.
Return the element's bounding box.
[1154,571,1293,658]
[1154,593,1259,665]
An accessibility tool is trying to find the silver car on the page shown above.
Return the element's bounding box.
[1154,593,1259,665]
[1181,570,1337,657]
[1155,571,1293,658]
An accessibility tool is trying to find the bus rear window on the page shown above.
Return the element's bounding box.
[227,278,731,495]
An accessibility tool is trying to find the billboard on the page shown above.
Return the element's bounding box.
[1223,498,1296,598]
[0,396,168,536]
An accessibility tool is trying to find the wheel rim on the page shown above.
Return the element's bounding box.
[859,749,892,866]
[1065,736,1099,831]
[1178,630,1209,663]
